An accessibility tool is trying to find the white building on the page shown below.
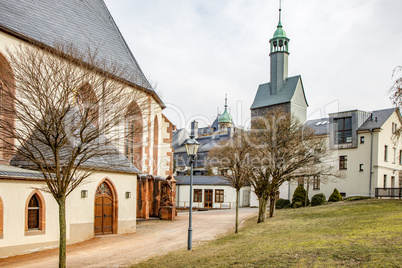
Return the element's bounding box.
[175,176,251,209]
[290,108,402,200]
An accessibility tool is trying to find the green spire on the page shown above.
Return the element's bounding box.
[218,94,232,123]
[270,0,289,53]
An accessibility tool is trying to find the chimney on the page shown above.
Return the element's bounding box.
[191,120,198,139]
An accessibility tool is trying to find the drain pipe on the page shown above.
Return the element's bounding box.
[369,128,373,197]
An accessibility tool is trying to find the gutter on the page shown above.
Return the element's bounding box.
[369,128,373,197]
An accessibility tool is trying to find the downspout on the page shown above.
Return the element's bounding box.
[369,128,373,197]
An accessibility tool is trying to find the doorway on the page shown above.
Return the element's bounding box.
[94,180,116,235]
[204,189,213,208]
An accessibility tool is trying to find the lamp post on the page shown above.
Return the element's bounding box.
[184,134,199,250]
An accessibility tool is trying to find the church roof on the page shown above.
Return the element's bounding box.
[0,0,164,108]
[218,109,232,123]
[250,75,306,110]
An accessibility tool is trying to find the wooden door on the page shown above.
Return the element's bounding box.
[94,182,114,235]
[204,189,213,208]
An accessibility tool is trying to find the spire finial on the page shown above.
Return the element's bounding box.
[224,94,228,109]
[278,0,282,27]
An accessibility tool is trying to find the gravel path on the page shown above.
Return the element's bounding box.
[0,208,258,267]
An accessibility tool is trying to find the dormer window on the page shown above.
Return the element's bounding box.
[334,117,352,144]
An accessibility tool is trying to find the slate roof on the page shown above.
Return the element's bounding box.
[305,108,398,136]
[173,132,231,154]
[304,118,330,136]
[10,108,141,174]
[358,108,396,131]
[0,0,164,107]
[175,176,231,186]
[251,75,302,110]
[0,165,44,180]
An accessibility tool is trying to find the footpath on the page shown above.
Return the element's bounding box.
[0,208,258,267]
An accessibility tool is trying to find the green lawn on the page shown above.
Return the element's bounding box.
[134,199,402,267]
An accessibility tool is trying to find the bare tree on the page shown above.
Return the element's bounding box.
[209,130,252,233]
[389,66,402,108]
[249,108,339,222]
[0,43,147,267]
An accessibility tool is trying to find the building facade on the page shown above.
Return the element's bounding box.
[0,0,173,258]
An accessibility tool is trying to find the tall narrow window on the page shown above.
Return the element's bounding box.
[359,164,364,172]
[360,136,365,144]
[193,189,202,202]
[125,101,143,170]
[334,117,352,144]
[400,150,402,165]
[215,190,224,203]
[313,176,320,190]
[339,156,347,170]
[383,175,387,189]
[384,145,388,162]
[28,195,40,229]
[0,196,3,239]
[393,148,396,164]
[25,192,45,235]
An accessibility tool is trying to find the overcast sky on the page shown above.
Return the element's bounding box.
[104,0,402,129]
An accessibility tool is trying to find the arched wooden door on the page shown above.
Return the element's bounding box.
[94,181,115,235]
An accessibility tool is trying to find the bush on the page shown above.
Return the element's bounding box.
[328,188,343,202]
[311,193,326,206]
[276,198,291,209]
[292,201,303,208]
[344,196,372,202]
[292,185,309,207]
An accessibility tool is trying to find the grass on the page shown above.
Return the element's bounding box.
[133,199,402,267]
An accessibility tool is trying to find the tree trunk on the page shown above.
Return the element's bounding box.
[235,188,239,233]
[257,197,268,223]
[268,194,277,218]
[58,196,67,268]
[305,181,310,207]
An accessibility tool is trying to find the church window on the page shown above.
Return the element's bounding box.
[25,192,45,235]
[334,117,352,144]
[28,195,40,229]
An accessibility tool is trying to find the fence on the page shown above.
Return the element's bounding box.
[375,188,402,198]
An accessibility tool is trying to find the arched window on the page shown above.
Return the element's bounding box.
[25,192,45,235]
[28,195,40,229]
[125,101,143,170]
[0,53,15,161]
[76,82,99,127]
[153,115,159,175]
[0,196,3,239]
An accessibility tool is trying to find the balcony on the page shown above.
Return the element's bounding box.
[375,188,402,198]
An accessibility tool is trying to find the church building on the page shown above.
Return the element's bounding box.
[0,0,174,258]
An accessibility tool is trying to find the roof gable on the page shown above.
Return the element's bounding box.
[250,75,302,110]
[0,0,163,106]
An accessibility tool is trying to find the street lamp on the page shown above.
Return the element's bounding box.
[184,134,200,250]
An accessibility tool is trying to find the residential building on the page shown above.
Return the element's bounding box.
[292,108,402,200]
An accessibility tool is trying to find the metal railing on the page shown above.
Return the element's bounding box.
[176,201,236,209]
[375,188,402,198]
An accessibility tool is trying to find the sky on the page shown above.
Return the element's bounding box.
[103,0,402,129]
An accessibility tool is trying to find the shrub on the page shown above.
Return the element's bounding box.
[328,188,343,202]
[276,198,291,209]
[344,196,372,202]
[292,201,303,208]
[311,193,326,206]
[292,185,309,207]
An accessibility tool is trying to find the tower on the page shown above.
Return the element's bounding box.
[250,1,308,123]
[218,94,233,131]
[270,2,289,95]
